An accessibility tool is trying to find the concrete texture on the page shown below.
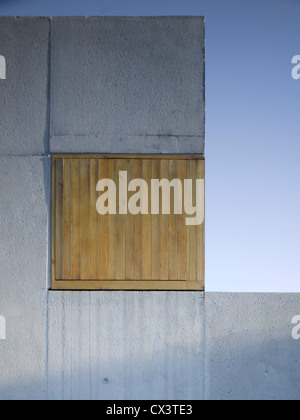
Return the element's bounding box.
[0,17,50,156]
[1,16,300,401]
[47,292,204,400]
[50,134,204,155]
[0,157,49,400]
[50,16,205,154]
[204,293,300,400]
[47,292,300,401]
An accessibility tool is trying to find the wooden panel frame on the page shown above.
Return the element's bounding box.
[51,155,205,291]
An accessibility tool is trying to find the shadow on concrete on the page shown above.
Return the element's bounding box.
[0,332,299,400]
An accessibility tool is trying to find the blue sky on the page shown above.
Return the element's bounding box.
[1,0,299,292]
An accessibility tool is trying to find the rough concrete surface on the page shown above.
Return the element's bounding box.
[47,292,204,400]
[0,157,49,400]
[205,293,300,400]
[0,17,50,156]
[50,134,204,155]
[50,16,205,154]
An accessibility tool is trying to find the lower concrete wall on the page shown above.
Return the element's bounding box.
[47,292,204,400]
[46,292,300,401]
[0,158,299,400]
[204,293,300,400]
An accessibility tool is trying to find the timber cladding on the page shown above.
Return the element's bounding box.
[51,155,205,291]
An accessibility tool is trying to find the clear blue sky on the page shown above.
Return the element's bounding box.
[1,0,299,292]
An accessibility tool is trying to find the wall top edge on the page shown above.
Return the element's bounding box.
[0,16,205,21]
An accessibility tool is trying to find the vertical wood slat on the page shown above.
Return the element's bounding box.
[71,159,81,280]
[52,155,205,290]
[151,160,160,281]
[197,160,205,286]
[115,159,126,280]
[133,159,142,280]
[99,159,108,280]
[187,160,197,284]
[63,159,72,280]
[177,160,187,281]
[160,160,169,280]
[142,159,152,280]
[90,159,99,280]
[80,159,90,280]
[55,159,63,280]
[125,159,134,280]
[168,160,178,281]
[107,159,115,280]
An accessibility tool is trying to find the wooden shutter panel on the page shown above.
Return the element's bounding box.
[51,155,205,290]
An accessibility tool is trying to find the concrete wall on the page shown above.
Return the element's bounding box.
[0,17,50,400]
[50,16,205,154]
[0,16,300,401]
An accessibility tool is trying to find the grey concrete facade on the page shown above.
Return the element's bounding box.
[49,16,205,155]
[0,17,300,401]
[0,18,50,156]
